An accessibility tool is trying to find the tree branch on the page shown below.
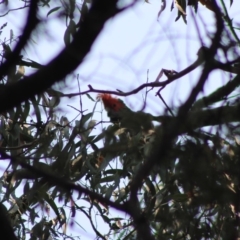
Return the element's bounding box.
[0,1,39,77]
[60,48,240,99]
[0,0,132,112]
[0,150,127,213]
[129,0,224,219]
[192,74,240,109]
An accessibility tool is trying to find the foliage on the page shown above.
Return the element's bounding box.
[0,0,240,240]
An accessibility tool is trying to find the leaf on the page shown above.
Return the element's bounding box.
[103,169,124,176]
[64,19,76,46]
[31,96,41,125]
[175,0,186,15]
[73,218,87,232]
[100,215,110,224]
[187,0,198,10]
[116,220,123,229]
[234,136,240,145]
[71,205,76,217]
[86,93,95,102]
[22,58,43,68]
[69,0,76,19]
[172,193,189,202]
[30,209,39,225]
[41,0,50,7]
[2,43,12,59]
[49,228,59,237]
[17,65,25,76]
[157,0,167,19]
[86,120,96,135]
[80,112,93,127]
[92,132,105,143]
[23,182,30,195]
[198,0,217,12]
[10,29,13,43]
[100,175,116,183]
[47,6,61,17]
[0,22,7,30]
[9,123,20,141]
[32,162,53,175]
[42,192,61,220]
[48,143,61,157]
[22,100,30,121]
[49,96,60,108]
[31,219,45,238]
[20,127,34,142]
[60,116,69,125]
[63,126,70,139]
[59,207,67,233]
[205,206,220,217]
[145,178,156,196]
[46,88,64,97]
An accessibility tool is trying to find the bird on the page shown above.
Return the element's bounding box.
[97,93,156,135]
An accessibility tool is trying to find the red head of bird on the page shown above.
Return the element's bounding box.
[97,93,129,123]
[98,93,154,133]
[97,94,125,112]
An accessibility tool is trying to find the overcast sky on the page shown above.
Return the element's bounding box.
[2,1,239,113]
[1,0,240,238]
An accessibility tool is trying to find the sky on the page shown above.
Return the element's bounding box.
[0,0,240,239]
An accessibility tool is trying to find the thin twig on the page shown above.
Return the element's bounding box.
[0,150,128,213]
[0,5,30,17]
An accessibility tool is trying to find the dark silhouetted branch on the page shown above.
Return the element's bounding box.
[0,0,134,113]
[129,0,224,207]
[0,1,39,78]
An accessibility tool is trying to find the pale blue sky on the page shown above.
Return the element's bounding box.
[1,0,240,239]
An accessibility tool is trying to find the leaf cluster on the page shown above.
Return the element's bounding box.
[0,0,240,240]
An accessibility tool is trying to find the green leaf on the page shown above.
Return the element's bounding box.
[103,169,124,176]
[64,19,76,46]
[69,0,76,19]
[9,123,20,140]
[0,22,7,30]
[105,186,115,199]
[110,217,124,221]
[9,29,13,43]
[92,132,105,143]
[23,182,30,195]
[80,112,93,127]
[32,162,53,175]
[171,193,189,202]
[86,93,95,102]
[47,6,61,17]
[63,126,70,139]
[30,209,39,225]
[31,96,41,125]
[43,192,60,219]
[92,201,110,223]
[100,175,116,183]
[60,207,66,221]
[102,215,110,224]
[145,177,156,196]
[20,126,34,142]
[48,143,61,158]
[31,219,44,238]
[41,0,50,7]
[22,100,30,121]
